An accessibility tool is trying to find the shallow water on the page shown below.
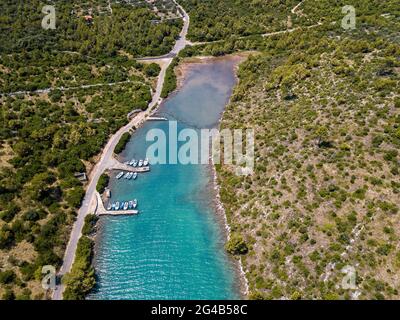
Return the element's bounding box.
[89,58,241,300]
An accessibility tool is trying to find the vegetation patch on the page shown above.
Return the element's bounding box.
[114,132,131,155]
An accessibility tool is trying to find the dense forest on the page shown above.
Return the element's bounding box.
[192,0,400,299]
[0,0,182,57]
[0,0,179,299]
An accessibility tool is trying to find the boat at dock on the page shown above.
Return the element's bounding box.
[132,199,138,209]
[138,160,143,167]
[123,172,130,179]
[111,203,116,210]
[127,172,133,180]
[143,158,149,166]
[116,172,124,179]
[132,160,138,167]
[132,172,138,180]
[123,202,129,210]
[115,201,120,210]
[129,159,136,166]
[107,203,112,210]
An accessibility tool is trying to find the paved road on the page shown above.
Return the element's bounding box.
[52,0,190,300]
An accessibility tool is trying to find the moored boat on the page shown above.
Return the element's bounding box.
[116,172,124,179]
[143,158,149,166]
[107,203,112,210]
[138,159,143,167]
[123,202,129,210]
[132,172,138,180]
[132,199,138,209]
[115,201,120,210]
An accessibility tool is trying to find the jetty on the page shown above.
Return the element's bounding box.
[148,116,168,121]
[108,157,150,172]
[95,192,138,216]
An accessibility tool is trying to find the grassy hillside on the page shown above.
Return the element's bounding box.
[186,0,400,299]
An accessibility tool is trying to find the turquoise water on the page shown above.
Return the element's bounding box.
[89,58,241,300]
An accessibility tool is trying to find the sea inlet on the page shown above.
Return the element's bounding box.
[89,56,243,299]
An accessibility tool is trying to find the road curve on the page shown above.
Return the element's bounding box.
[52,0,190,300]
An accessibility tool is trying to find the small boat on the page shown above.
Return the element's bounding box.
[138,160,143,167]
[128,200,134,209]
[124,172,130,179]
[111,203,116,210]
[132,199,138,209]
[124,161,130,165]
[129,159,135,166]
[132,172,138,180]
[132,160,138,167]
[107,203,112,210]
[115,201,120,210]
[123,202,129,210]
[143,158,149,166]
[126,172,132,180]
[116,172,124,179]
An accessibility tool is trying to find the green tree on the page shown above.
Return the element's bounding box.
[225,233,248,255]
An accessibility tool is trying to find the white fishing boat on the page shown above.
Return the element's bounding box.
[128,200,134,209]
[127,172,133,180]
[116,172,124,179]
[132,199,138,209]
[138,159,143,167]
[143,158,149,166]
[132,172,138,180]
[107,203,112,211]
[132,160,138,167]
[115,201,120,210]
[129,159,135,166]
[124,172,130,179]
[111,203,116,210]
[123,202,129,210]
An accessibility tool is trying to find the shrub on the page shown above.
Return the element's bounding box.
[96,174,109,194]
[82,214,98,236]
[225,233,248,255]
[144,63,161,77]
[114,132,131,154]
[0,269,16,284]
[63,236,96,300]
